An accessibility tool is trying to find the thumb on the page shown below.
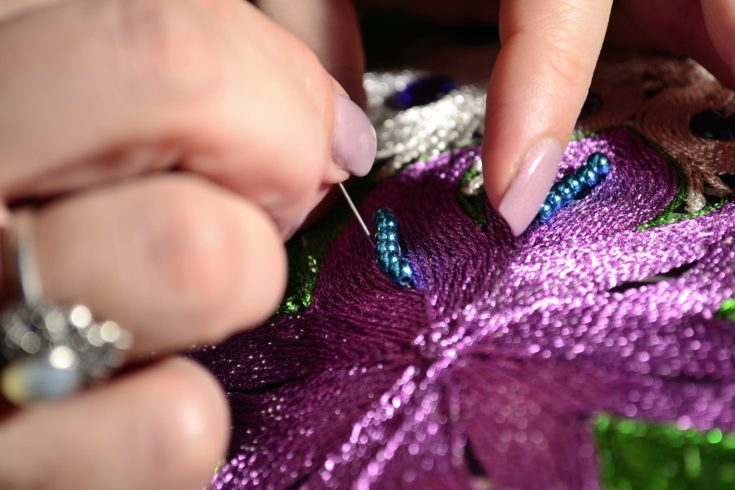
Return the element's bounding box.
[483,0,613,235]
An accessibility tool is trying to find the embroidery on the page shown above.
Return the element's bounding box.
[196,132,735,489]
[196,54,735,490]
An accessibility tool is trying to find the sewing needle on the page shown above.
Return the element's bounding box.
[337,182,373,245]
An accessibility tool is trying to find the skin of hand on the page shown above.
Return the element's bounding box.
[260,0,735,236]
[0,0,376,488]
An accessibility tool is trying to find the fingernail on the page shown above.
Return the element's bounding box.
[497,138,563,236]
[332,95,377,177]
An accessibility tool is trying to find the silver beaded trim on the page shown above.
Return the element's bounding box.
[365,71,486,182]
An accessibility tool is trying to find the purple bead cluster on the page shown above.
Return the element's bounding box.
[373,208,413,287]
[538,152,611,223]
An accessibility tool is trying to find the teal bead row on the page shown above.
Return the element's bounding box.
[373,208,414,287]
[537,152,611,223]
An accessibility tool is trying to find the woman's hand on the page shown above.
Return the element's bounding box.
[261,0,735,235]
[0,0,375,488]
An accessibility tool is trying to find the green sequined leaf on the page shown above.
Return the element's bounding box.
[456,166,488,228]
[595,413,735,489]
[718,298,735,322]
[275,179,374,316]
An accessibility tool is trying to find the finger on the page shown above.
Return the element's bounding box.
[700,0,735,86]
[482,0,613,236]
[34,174,286,354]
[0,0,376,236]
[256,0,368,107]
[0,0,67,21]
[0,357,228,490]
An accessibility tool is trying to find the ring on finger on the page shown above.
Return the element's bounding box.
[0,213,133,406]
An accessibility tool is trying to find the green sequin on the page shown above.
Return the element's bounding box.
[456,166,487,228]
[275,179,374,316]
[595,413,735,489]
[276,252,319,316]
[718,298,735,322]
[275,213,347,316]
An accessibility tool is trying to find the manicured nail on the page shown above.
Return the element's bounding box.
[332,95,377,177]
[497,138,563,236]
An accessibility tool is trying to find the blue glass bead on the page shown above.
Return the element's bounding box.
[546,191,564,211]
[376,240,401,257]
[538,202,554,223]
[373,208,395,226]
[577,166,599,187]
[375,230,398,244]
[563,174,583,194]
[587,152,611,176]
[374,215,397,232]
[378,252,399,273]
[689,108,735,141]
[389,75,456,110]
[556,182,574,204]
[371,207,415,288]
[389,258,413,287]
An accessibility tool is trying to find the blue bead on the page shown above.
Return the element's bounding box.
[373,208,395,226]
[374,216,397,232]
[377,252,399,273]
[375,230,398,243]
[538,202,554,223]
[578,166,599,187]
[587,152,611,176]
[563,174,583,194]
[546,191,564,211]
[556,182,574,204]
[376,239,401,256]
[389,258,413,287]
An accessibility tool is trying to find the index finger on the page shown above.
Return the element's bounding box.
[483,0,613,235]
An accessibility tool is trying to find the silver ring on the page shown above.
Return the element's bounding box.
[0,214,132,406]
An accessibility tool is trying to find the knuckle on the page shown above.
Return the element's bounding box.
[545,40,590,91]
[529,5,594,92]
[143,180,242,327]
[112,0,223,102]
[140,177,287,337]
[143,360,228,482]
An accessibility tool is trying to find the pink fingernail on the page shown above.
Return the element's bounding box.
[332,95,377,177]
[497,138,563,236]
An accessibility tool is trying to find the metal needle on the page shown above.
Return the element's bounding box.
[337,182,373,244]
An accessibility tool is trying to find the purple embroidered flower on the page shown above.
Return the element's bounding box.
[195,127,735,489]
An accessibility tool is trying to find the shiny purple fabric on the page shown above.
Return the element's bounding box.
[194,128,735,489]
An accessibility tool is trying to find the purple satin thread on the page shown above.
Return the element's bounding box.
[194,128,735,489]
